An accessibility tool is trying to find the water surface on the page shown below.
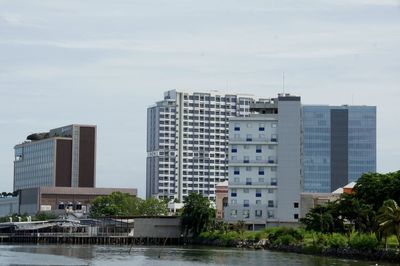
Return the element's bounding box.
[0,244,390,266]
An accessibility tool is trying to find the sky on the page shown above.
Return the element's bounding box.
[0,0,399,197]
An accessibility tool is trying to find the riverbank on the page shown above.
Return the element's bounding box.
[194,227,400,264]
[191,238,400,264]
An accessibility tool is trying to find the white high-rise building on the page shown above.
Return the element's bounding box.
[146,90,258,201]
[224,95,302,228]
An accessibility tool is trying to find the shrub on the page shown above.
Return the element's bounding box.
[327,233,348,249]
[349,233,379,250]
[276,234,297,245]
[267,227,304,245]
[220,231,239,246]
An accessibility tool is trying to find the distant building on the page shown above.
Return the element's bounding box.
[224,95,302,229]
[303,106,376,193]
[0,196,19,217]
[14,124,96,191]
[19,187,137,215]
[215,181,228,220]
[300,181,356,218]
[147,90,260,201]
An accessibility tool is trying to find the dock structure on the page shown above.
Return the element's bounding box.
[0,216,184,245]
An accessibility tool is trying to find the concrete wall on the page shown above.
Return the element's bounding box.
[133,217,181,238]
[0,196,19,217]
[276,97,302,222]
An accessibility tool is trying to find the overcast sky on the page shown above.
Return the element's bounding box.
[0,0,399,197]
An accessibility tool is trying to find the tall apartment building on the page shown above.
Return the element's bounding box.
[224,95,302,228]
[303,105,376,193]
[14,124,96,191]
[147,90,259,201]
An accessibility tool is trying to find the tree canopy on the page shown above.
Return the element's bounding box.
[301,171,400,247]
[90,192,167,218]
[181,193,215,237]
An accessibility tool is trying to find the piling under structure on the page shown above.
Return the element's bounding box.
[3,235,183,245]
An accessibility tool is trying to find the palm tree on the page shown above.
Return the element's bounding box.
[377,199,400,248]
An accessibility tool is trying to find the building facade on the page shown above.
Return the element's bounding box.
[147,90,258,201]
[303,106,376,193]
[224,95,302,228]
[14,124,96,191]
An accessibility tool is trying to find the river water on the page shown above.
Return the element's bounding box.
[0,244,391,266]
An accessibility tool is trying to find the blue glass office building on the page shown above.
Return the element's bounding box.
[303,105,376,193]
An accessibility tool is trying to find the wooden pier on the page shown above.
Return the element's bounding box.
[1,234,183,245]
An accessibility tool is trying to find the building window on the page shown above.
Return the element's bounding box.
[258,167,265,175]
[271,134,278,142]
[256,145,262,153]
[268,210,275,218]
[234,123,240,131]
[243,200,250,207]
[243,156,250,163]
[258,177,265,183]
[231,145,237,153]
[294,202,299,208]
[256,189,261,197]
[243,210,250,218]
[268,200,274,208]
[256,156,262,161]
[268,188,274,193]
[294,214,299,220]
[255,210,262,217]
[231,209,237,217]
[231,189,237,197]
[272,123,277,128]
[246,134,252,141]
[234,134,240,139]
[234,167,240,175]
[231,199,237,205]
[256,200,261,205]
[246,178,252,185]
[243,188,249,194]
[234,177,240,183]
[246,166,252,171]
[244,145,250,150]
[271,178,277,186]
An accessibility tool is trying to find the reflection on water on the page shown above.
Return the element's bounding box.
[0,244,391,266]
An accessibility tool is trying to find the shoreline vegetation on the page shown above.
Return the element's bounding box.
[194,227,400,263]
[181,172,400,264]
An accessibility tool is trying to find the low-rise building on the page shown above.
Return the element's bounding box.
[215,181,228,220]
[19,187,137,215]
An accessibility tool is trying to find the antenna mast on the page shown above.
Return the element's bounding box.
[282,72,285,94]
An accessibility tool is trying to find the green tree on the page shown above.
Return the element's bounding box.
[181,193,214,237]
[353,171,400,211]
[139,198,168,216]
[90,192,141,217]
[300,203,345,233]
[377,199,400,247]
[336,194,376,233]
